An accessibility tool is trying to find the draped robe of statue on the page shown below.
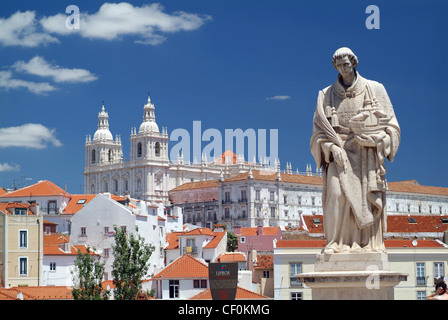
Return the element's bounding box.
[310,71,400,253]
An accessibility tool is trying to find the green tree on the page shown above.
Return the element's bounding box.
[111,225,155,300]
[226,231,238,252]
[71,247,110,300]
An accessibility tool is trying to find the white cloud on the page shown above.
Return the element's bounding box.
[40,2,212,45]
[13,56,97,83]
[0,10,59,47]
[266,95,291,101]
[0,163,20,172]
[0,71,57,94]
[0,123,62,149]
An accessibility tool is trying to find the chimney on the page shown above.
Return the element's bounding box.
[257,225,263,236]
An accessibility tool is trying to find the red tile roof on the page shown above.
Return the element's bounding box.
[254,254,273,269]
[0,202,35,215]
[217,252,246,263]
[190,286,270,300]
[387,215,448,233]
[44,234,95,256]
[152,254,209,279]
[238,226,281,236]
[166,228,226,250]
[387,180,448,196]
[225,169,322,185]
[275,239,446,248]
[0,286,73,300]
[204,231,226,249]
[0,180,69,198]
[210,150,241,165]
[61,194,96,215]
[170,180,219,192]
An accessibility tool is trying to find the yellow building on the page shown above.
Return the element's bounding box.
[273,239,448,300]
[0,202,43,288]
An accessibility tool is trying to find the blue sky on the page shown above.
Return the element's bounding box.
[0,0,447,193]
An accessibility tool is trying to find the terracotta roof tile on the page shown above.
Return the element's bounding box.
[275,239,446,248]
[255,254,273,269]
[44,234,94,255]
[217,252,246,262]
[61,194,96,215]
[170,179,219,192]
[0,202,34,215]
[239,226,281,236]
[225,169,322,185]
[203,231,226,249]
[190,286,270,300]
[0,286,73,300]
[152,254,209,279]
[387,180,448,196]
[386,215,448,233]
[0,180,69,198]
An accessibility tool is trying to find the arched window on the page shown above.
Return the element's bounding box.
[108,149,113,162]
[155,142,160,157]
[91,149,96,164]
[90,184,95,194]
[137,142,142,157]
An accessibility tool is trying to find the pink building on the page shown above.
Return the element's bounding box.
[233,226,282,252]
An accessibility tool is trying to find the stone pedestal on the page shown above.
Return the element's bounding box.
[295,252,407,300]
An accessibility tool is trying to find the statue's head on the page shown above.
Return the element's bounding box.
[332,47,358,72]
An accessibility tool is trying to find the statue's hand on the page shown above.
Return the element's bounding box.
[355,131,386,147]
[331,145,345,167]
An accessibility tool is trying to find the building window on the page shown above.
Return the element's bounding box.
[417,291,426,300]
[193,279,207,288]
[104,248,110,258]
[263,270,270,278]
[169,280,179,298]
[255,190,260,201]
[256,207,261,218]
[90,184,95,194]
[91,149,96,163]
[416,262,426,286]
[270,207,276,218]
[19,230,27,249]
[284,195,288,204]
[136,178,141,192]
[240,237,246,243]
[48,200,57,214]
[241,190,247,202]
[108,149,113,162]
[155,142,161,157]
[270,191,275,202]
[14,208,27,215]
[19,257,28,276]
[290,263,302,287]
[311,196,316,206]
[225,208,230,220]
[50,262,56,272]
[291,292,303,300]
[434,262,445,283]
[80,227,87,236]
[298,196,302,205]
[224,191,230,203]
[137,142,142,157]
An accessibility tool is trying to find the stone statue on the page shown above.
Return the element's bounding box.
[310,47,400,254]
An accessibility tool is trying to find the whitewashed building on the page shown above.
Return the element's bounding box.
[69,193,181,279]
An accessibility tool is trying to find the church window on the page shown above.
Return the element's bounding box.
[137,142,142,157]
[155,142,161,157]
[108,149,113,162]
[90,184,95,194]
[91,149,96,163]
[137,178,141,191]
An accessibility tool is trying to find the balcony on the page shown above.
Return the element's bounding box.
[182,246,198,255]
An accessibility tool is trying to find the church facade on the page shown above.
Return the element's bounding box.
[83,93,265,203]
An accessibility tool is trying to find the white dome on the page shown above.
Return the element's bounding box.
[139,121,159,134]
[93,128,113,141]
